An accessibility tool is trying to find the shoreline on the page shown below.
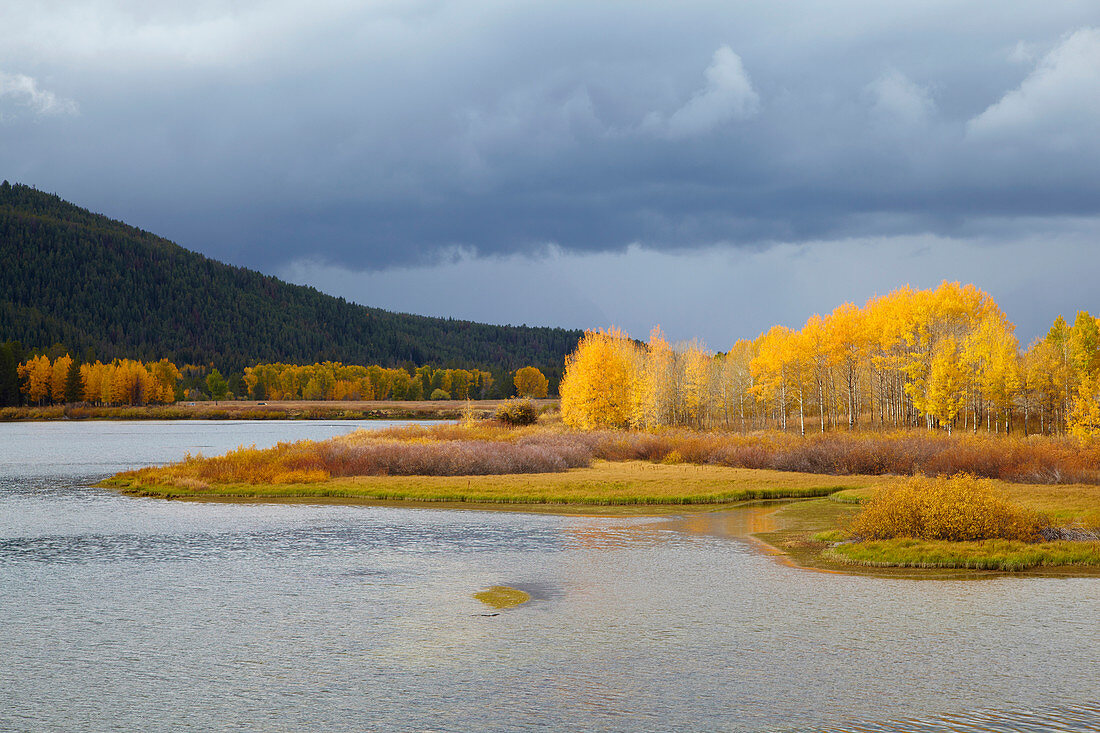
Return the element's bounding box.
[751,499,1100,579]
[103,460,883,509]
[103,472,1100,579]
[0,399,558,422]
[98,420,1100,578]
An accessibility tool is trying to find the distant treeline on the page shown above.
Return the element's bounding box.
[0,344,552,406]
[17,354,180,406]
[0,181,579,382]
[244,363,496,401]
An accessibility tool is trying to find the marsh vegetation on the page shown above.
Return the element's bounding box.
[105,419,1100,573]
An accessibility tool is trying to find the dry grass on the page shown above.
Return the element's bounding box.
[105,422,1100,514]
[833,482,1100,527]
[580,428,1100,485]
[104,460,884,506]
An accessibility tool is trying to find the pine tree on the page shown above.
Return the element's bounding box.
[0,343,20,406]
[64,356,82,403]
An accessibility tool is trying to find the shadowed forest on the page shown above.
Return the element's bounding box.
[0,182,579,380]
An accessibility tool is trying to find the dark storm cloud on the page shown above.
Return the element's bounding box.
[2,1,1100,271]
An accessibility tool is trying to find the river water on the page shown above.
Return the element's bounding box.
[1,421,1097,732]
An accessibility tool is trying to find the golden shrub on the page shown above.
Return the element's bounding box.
[662,450,684,465]
[851,473,1041,542]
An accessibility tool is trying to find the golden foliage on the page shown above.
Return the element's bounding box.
[560,328,635,429]
[558,282,1100,435]
[243,362,493,401]
[850,474,1041,542]
[18,355,180,406]
[513,366,549,399]
[1069,373,1100,439]
[17,355,53,404]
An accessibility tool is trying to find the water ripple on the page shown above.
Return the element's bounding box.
[820,703,1100,732]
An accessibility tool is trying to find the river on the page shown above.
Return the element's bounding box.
[1,420,1097,731]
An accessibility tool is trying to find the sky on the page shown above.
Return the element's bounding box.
[2,1,1099,349]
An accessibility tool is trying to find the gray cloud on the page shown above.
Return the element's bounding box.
[865,69,934,129]
[2,2,1099,282]
[279,222,1100,349]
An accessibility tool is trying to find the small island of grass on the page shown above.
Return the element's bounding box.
[474,586,531,610]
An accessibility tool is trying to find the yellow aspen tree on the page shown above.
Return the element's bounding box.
[826,302,867,429]
[925,336,966,433]
[109,360,136,405]
[988,334,1022,434]
[631,327,676,429]
[1019,341,1046,435]
[18,356,53,404]
[150,359,181,403]
[785,328,814,436]
[1068,373,1100,438]
[513,367,549,398]
[560,328,636,429]
[718,340,755,430]
[750,325,794,431]
[99,362,115,404]
[801,314,834,432]
[1069,310,1100,379]
[962,312,1020,432]
[50,355,73,403]
[866,287,916,427]
[80,362,104,404]
[447,370,468,400]
[1044,316,1074,432]
[680,340,714,429]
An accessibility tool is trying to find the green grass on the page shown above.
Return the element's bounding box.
[826,538,1100,571]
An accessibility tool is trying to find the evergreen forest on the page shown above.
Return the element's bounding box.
[0,182,581,385]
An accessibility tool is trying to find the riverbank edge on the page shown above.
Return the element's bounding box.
[101,474,851,511]
[750,498,1100,578]
[101,470,1100,578]
[0,399,557,422]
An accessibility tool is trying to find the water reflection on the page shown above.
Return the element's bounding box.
[660,503,779,539]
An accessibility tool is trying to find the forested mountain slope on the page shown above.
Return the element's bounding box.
[0,182,581,374]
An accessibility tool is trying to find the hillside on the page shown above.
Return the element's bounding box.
[0,182,582,378]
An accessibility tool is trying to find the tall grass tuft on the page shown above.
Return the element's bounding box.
[495,398,540,426]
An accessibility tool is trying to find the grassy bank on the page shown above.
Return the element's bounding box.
[104,459,880,507]
[755,498,1100,576]
[832,483,1100,527]
[825,537,1100,571]
[0,399,556,422]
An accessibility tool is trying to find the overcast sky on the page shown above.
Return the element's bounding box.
[3,1,1099,348]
